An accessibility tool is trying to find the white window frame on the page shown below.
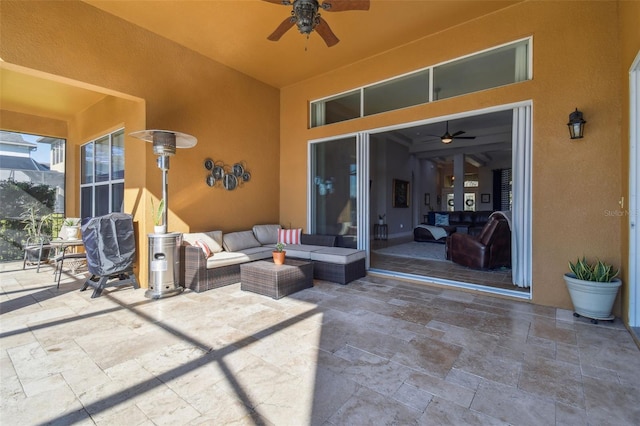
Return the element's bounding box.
[80,128,125,218]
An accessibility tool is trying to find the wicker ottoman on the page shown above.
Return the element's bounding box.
[240,259,313,299]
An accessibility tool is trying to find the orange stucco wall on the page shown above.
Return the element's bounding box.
[70,95,147,283]
[1,1,637,313]
[1,0,281,284]
[280,1,626,310]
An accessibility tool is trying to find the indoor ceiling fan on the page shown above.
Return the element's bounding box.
[431,121,477,144]
[263,0,370,47]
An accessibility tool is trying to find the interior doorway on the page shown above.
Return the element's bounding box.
[308,103,533,298]
[366,104,532,298]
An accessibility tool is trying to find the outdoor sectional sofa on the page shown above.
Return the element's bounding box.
[180,224,366,293]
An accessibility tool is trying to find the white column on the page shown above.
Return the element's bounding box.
[453,153,465,210]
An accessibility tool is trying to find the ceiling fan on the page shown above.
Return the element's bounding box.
[431,121,477,144]
[263,0,370,47]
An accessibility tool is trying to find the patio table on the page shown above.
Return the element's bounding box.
[240,259,313,299]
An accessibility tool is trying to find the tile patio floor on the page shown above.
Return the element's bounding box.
[1,261,639,425]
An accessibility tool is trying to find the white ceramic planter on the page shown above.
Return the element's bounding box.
[154,225,167,234]
[66,226,80,240]
[563,273,621,320]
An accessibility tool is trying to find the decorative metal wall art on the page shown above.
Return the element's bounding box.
[204,159,251,191]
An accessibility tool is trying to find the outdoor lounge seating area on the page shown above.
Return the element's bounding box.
[1,261,639,425]
[181,224,366,292]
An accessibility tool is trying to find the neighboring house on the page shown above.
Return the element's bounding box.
[0,130,48,181]
[0,131,65,213]
[0,1,638,331]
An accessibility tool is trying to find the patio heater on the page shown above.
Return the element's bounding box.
[130,130,197,299]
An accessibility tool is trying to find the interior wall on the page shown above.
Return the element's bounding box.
[385,141,412,238]
[419,160,438,218]
[280,1,622,310]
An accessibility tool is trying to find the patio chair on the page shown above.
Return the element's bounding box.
[22,236,52,273]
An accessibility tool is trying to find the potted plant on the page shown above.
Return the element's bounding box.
[273,241,286,265]
[20,206,53,262]
[563,257,621,323]
[151,198,166,234]
[378,213,386,225]
[62,217,81,240]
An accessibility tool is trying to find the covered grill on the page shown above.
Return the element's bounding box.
[81,213,139,298]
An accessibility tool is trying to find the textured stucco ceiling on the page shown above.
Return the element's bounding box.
[83,0,521,88]
[1,1,522,126]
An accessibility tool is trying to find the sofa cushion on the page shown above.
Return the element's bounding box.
[223,231,261,252]
[183,231,223,253]
[435,213,449,226]
[310,247,366,265]
[278,228,302,244]
[283,244,327,260]
[205,251,251,268]
[235,246,274,261]
[252,224,281,245]
[300,233,336,247]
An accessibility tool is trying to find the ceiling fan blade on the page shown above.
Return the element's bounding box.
[454,136,476,140]
[451,130,466,137]
[322,0,370,12]
[315,17,340,47]
[267,18,295,41]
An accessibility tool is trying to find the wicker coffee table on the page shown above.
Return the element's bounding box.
[240,259,313,299]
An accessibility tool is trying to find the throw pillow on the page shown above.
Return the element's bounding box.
[194,239,212,258]
[435,213,449,226]
[278,228,302,245]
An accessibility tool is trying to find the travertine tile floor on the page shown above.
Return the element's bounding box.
[1,261,639,425]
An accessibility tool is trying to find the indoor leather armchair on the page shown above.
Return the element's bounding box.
[447,214,511,270]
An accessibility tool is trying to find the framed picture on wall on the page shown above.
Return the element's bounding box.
[481,193,491,203]
[393,179,410,208]
[424,193,430,206]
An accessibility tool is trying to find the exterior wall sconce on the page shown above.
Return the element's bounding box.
[567,108,586,139]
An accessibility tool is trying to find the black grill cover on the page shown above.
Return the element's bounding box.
[82,213,136,276]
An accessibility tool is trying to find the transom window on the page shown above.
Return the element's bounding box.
[311,38,531,128]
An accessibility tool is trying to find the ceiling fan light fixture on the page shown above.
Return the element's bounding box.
[293,0,320,34]
[441,135,453,144]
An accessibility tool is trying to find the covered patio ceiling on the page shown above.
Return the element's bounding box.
[1,1,522,134]
[83,0,522,89]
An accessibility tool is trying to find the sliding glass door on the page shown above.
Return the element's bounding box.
[309,137,358,248]
[307,103,531,295]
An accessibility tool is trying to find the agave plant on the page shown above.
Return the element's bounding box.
[568,257,619,282]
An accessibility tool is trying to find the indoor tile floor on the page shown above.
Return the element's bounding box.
[370,236,526,294]
[1,261,639,425]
